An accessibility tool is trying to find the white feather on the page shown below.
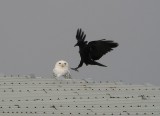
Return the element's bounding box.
[53,60,71,79]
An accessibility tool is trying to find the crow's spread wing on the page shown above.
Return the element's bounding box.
[88,39,118,60]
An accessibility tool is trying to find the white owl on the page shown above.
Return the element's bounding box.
[53,60,71,79]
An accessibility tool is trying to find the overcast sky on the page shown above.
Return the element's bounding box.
[0,0,160,85]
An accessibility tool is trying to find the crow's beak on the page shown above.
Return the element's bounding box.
[74,43,78,47]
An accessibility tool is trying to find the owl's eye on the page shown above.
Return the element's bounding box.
[59,62,61,64]
[64,63,67,65]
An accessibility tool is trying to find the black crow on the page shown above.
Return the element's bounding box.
[71,28,118,71]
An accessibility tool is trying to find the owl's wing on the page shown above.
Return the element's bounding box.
[63,71,72,79]
[53,69,58,79]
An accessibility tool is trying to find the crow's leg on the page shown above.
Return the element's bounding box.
[71,59,84,72]
[71,68,79,72]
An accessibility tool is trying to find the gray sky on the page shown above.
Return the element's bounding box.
[0,0,160,85]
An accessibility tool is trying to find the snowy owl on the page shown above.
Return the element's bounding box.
[53,60,71,79]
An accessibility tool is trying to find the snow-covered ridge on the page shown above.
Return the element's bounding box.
[0,76,160,116]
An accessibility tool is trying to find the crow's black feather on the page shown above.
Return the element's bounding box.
[88,39,118,60]
[71,28,118,71]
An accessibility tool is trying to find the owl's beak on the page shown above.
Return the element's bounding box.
[61,64,65,67]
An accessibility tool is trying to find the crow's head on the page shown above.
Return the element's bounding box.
[74,41,87,47]
[75,28,87,47]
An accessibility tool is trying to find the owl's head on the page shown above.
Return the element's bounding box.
[55,60,69,69]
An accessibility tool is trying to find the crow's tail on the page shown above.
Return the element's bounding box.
[89,60,107,67]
